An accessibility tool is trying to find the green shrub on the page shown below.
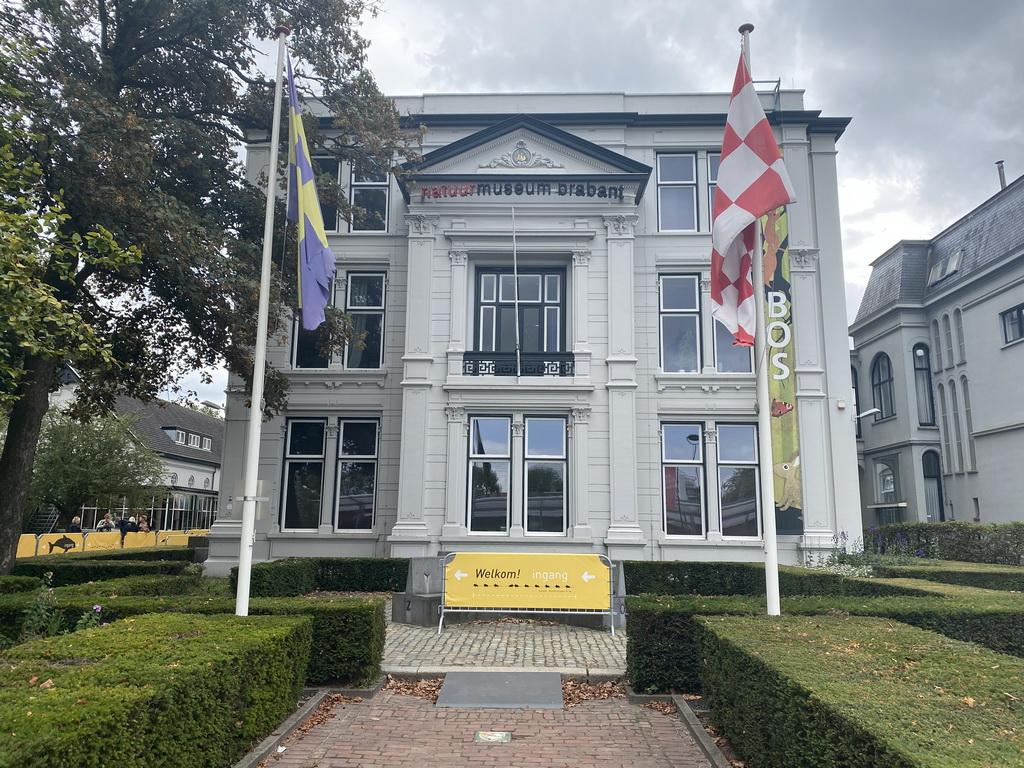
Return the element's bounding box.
[0,613,311,768]
[12,559,189,586]
[694,615,1024,768]
[867,521,1024,565]
[873,562,1024,592]
[229,557,409,597]
[0,576,41,595]
[17,546,195,564]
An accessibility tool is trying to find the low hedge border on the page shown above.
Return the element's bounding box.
[869,521,1024,565]
[0,613,311,768]
[12,559,190,586]
[873,562,1024,592]
[626,586,1024,693]
[0,576,42,595]
[16,546,195,564]
[229,557,409,597]
[695,615,1024,768]
[0,583,385,686]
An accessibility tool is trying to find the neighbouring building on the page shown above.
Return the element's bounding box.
[45,371,223,531]
[206,87,860,576]
[850,171,1024,527]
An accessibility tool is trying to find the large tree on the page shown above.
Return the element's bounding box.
[0,0,419,573]
[30,410,165,527]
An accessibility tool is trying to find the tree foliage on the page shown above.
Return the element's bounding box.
[30,410,165,525]
[0,0,420,572]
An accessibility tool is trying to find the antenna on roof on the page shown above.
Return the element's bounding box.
[996,160,1007,190]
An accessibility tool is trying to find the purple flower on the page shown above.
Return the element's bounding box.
[93,605,102,613]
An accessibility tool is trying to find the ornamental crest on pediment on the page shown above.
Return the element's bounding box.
[480,140,564,170]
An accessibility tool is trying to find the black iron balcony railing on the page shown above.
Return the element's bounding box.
[462,352,574,377]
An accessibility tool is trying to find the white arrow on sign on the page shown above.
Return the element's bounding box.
[581,571,595,582]
[454,570,468,581]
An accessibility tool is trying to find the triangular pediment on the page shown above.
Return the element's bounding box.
[399,114,651,203]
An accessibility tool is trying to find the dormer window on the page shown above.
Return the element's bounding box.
[175,430,186,444]
[927,249,962,286]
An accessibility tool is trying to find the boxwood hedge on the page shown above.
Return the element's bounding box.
[229,557,409,597]
[695,615,1024,768]
[0,612,311,768]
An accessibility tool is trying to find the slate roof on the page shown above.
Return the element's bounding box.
[114,395,224,467]
[854,172,1024,324]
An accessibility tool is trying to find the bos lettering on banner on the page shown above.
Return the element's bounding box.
[419,182,625,201]
[762,208,803,536]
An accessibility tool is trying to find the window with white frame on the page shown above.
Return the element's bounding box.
[475,269,564,355]
[961,375,976,470]
[913,344,935,426]
[660,275,701,372]
[662,423,705,536]
[336,419,378,530]
[345,273,386,369]
[467,415,568,534]
[188,433,201,448]
[312,157,342,231]
[657,154,697,231]
[282,420,325,530]
[175,430,186,444]
[1001,302,1024,344]
[202,437,212,451]
[942,314,954,368]
[708,152,720,219]
[717,425,760,537]
[714,317,752,372]
[927,248,962,286]
[349,160,389,232]
[953,308,966,362]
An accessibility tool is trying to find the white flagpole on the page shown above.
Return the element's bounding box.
[235,25,290,616]
[740,22,782,616]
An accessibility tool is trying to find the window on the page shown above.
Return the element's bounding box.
[657,154,697,231]
[282,420,325,530]
[187,475,195,488]
[870,353,895,419]
[345,273,386,369]
[942,314,954,368]
[961,376,976,470]
[203,478,211,490]
[718,425,760,537]
[912,345,934,426]
[927,248,962,285]
[293,282,333,369]
[314,157,343,232]
[660,275,700,372]
[188,433,201,448]
[524,418,567,534]
[202,437,212,451]
[336,419,378,530]
[852,365,862,438]
[350,161,389,232]
[1002,302,1024,344]
[949,380,964,472]
[175,430,186,444]
[922,451,944,522]
[468,416,511,533]
[708,152,720,220]
[953,309,966,362]
[662,423,705,536]
[875,457,900,503]
[714,318,752,372]
[931,319,943,370]
[467,415,568,534]
[937,383,952,471]
[467,268,568,376]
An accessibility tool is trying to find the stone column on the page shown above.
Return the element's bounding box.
[571,249,592,380]
[509,420,526,537]
[319,423,339,534]
[569,406,593,538]
[390,214,438,553]
[703,426,723,540]
[442,406,468,537]
[447,249,468,377]
[602,215,645,557]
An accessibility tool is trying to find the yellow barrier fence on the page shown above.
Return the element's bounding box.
[37,533,86,556]
[83,532,122,552]
[16,534,38,558]
[122,531,158,549]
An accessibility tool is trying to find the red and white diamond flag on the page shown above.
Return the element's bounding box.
[710,53,796,347]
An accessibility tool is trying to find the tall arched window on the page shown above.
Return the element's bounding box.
[922,451,944,522]
[942,314,954,369]
[953,309,966,363]
[870,353,895,419]
[949,380,964,472]
[852,365,862,437]
[931,319,943,370]
[913,344,935,425]
[961,375,976,470]
[937,383,951,466]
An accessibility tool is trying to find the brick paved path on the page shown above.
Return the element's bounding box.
[269,690,709,768]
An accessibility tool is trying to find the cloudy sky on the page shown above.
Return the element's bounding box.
[182,0,1023,405]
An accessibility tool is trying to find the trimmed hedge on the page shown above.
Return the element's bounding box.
[869,521,1024,565]
[0,583,385,686]
[0,576,41,595]
[624,561,939,597]
[16,546,195,564]
[873,561,1024,592]
[229,557,409,597]
[626,585,1024,693]
[695,615,1024,768]
[0,613,311,768]
[11,559,189,586]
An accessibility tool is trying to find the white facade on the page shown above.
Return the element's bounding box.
[206,90,860,575]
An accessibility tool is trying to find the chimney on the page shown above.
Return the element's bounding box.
[996,160,1007,190]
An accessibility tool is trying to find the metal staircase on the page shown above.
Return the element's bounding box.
[26,507,59,535]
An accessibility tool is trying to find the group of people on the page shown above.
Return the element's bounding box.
[92,513,153,534]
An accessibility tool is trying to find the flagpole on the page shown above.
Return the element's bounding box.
[740,22,782,616]
[235,25,290,616]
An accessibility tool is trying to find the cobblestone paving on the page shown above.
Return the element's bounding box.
[269,690,709,768]
[384,617,627,677]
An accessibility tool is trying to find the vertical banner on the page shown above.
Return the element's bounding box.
[762,208,803,535]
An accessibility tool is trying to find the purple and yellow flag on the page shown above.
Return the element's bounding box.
[286,55,335,330]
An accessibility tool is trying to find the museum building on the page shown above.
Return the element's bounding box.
[205,87,861,576]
